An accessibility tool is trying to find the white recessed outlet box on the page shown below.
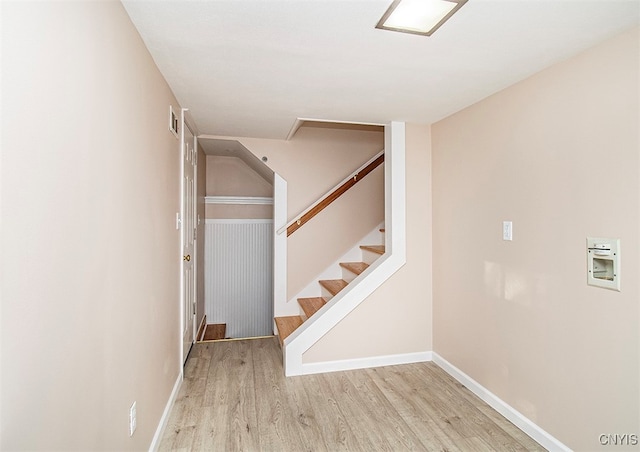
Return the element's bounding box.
[129,401,137,436]
[587,237,620,291]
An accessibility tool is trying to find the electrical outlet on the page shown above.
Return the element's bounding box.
[129,401,137,436]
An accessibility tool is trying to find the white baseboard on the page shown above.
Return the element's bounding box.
[148,374,182,452]
[301,351,432,375]
[196,314,207,342]
[432,353,570,452]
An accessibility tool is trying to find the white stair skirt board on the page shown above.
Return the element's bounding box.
[273,173,288,321]
[301,351,432,375]
[148,374,182,452]
[431,353,571,452]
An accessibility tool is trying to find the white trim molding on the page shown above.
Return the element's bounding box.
[205,219,273,224]
[432,353,571,452]
[273,174,288,318]
[205,196,273,205]
[149,374,182,451]
[286,117,385,141]
[302,351,431,375]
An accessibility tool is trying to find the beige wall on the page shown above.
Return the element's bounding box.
[205,204,273,219]
[238,126,385,297]
[1,2,182,450]
[205,155,273,219]
[304,123,433,362]
[206,155,272,197]
[432,27,639,450]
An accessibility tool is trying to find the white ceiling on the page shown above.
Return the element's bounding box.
[122,0,639,140]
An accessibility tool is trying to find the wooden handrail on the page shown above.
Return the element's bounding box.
[283,151,384,237]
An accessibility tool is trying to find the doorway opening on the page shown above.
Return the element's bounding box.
[197,138,275,342]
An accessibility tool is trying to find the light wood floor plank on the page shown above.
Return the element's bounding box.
[429,365,543,451]
[417,363,543,451]
[221,340,260,451]
[279,375,331,452]
[159,338,545,452]
[184,340,260,451]
[299,373,363,451]
[317,372,383,450]
[251,337,309,451]
[476,404,545,451]
[187,405,223,450]
[371,363,474,445]
[345,368,431,450]
[365,365,467,451]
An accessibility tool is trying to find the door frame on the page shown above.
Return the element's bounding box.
[179,108,199,371]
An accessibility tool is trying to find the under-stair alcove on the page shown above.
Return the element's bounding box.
[199,138,275,340]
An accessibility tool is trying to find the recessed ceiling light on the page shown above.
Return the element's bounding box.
[376,0,468,36]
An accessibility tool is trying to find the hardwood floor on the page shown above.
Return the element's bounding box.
[159,338,545,451]
[202,323,226,341]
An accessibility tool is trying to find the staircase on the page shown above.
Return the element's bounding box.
[275,229,385,347]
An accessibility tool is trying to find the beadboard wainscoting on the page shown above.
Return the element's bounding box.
[204,219,274,338]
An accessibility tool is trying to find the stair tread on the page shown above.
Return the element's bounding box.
[298,297,326,319]
[339,261,369,275]
[202,323,226,341]
[318,279,348,296]
[275,316,303,347]
[360,245,385,255]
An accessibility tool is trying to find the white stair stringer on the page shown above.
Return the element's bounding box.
[283,121,406,376]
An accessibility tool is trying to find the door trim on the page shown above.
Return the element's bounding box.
[179,108,199,371]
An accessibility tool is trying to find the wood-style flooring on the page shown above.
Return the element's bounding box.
[159,337,545,451]
[202,324,226,341]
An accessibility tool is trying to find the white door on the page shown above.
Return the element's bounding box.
[181,113,196,364]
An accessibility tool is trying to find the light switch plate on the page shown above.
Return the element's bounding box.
[129,401,137,436]
[503,221,513,241]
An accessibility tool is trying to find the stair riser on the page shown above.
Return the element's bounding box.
[320,286,335,301]
[341,267,359,283]
[299,310,319,322]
